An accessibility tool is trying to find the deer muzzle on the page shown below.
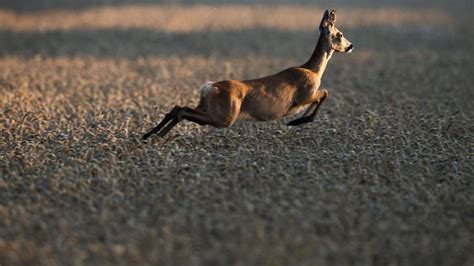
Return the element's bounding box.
[346,44,354,53]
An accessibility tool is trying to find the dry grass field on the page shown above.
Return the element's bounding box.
[1,0,473,265]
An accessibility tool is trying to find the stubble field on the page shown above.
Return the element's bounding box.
[0,0,473,265]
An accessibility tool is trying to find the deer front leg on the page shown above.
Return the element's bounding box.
[287,89,328,126]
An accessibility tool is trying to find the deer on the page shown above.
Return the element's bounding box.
[143,9,353,140]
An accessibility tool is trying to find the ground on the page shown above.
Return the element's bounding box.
[0,0,473,265]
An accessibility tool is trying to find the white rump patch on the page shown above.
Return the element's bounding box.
[199,81,214,97]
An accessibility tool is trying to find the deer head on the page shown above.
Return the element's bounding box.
[319,10,353,53]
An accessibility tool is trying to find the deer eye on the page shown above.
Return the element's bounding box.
[337,33,343,38]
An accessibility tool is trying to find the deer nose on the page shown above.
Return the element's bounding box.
[346,44,354,53]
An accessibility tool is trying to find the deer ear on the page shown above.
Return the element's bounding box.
[319,10,330,32]
[329,10,337,25]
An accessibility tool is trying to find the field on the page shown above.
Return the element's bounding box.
[0,0,473,265]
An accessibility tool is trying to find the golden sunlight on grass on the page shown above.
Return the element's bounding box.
[0,5,452,32]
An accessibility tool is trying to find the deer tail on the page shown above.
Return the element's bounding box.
[199,81,215,97]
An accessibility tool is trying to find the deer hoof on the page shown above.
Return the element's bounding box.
[287,119,303,126]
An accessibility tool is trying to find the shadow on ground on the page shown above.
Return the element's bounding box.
[0,0,467,12]
[0,26,466,59]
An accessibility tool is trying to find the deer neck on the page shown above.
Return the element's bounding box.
[302,36,334,76]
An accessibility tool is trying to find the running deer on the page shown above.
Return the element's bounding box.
[143,10,353,140]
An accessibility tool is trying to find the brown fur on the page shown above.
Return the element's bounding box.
[143,9,353,140]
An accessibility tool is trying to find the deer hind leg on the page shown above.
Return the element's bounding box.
[144,106,216,139]
[143,106,181,139]
[181,90,241,130]
[144,91,241,139]
[156,107,221,138]
[153,103,239,138]
[287,89,328,126]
